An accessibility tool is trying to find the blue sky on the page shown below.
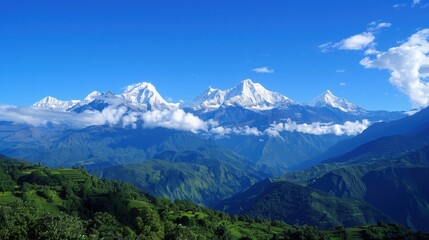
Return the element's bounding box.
[1,0,428,111]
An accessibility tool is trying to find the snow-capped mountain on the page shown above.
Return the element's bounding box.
[66,91,102,111]
[33,82,176,113]
[311,90,361,113]
[183,79,294,111]
[121,82,175,111]
[30,81,404,129]
[70,91,128,113]
[181,87,226,111]
[83,91,102,103]
[32,96,80,111]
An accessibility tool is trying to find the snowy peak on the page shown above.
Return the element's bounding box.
[225,79,292,109]
[83,91,102,102]
[180,87,225,110]
[32,96,80,111]
[183,79,294,111]
[121,82,174,110]
[69,90,129,113]
[311,90,358,112]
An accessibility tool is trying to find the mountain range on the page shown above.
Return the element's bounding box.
[0,79,419,223]
[30,79,402,124]
[218,105,429,231]
[2,79,429,233]
[1,80,405,176]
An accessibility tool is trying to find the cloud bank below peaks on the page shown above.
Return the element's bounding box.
[0,105,371,137]
[0,105,208,133]
[264,119,370,137]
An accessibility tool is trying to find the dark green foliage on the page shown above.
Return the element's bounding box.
[0,155,426,239]
[218,179,391,229]
[28,214,86,240]
[289,144,429,232]
[0,123,345,177]
[0,169,14,192]
[91,146,264,207]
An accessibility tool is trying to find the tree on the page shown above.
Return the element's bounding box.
[29,214,86,240]
[87,212,135,239]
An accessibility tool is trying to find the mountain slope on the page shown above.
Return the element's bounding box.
[0,126,209,168]
[314,106,429,162]
[91,145,265,207]
[227,106,429,232]
[1,155,425,240]
[214,131,345,176]
[217,179,392,229]
[304,144,429,231]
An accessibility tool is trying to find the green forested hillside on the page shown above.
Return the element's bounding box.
[91,146,265,207]
[1,155,426,239]
[217,179,392,229]
[279,140,429,232]
[214,131,344,176]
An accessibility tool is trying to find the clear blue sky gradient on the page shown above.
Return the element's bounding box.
[1,0,428,110]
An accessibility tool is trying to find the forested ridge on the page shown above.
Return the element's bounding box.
[0,155,427,240]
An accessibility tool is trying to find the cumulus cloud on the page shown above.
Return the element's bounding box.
[413,0,421,6]
[252,66,274,73]
[360,29,429,108]
[141,109,207,132]
[264,119,371,137]
[122,111,139,128]
[339,32,375,50]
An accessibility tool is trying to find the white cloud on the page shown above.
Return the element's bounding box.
[252,66,274,73]
[376,22,392,29]
[368,22,392,31]
[360,29,429,108]
[364,46,380,55]
[319,22,391,53]
[210,125,262,136]
[336,69,346,73]
[340,82,346,86]
[338,32,375,50]
[122,111,139,128]
[319,32,375,52]
[141,109,207,132]
[0,105,127,127]
[0,105,208,133]
[264,119,371,137]
[319,42,333,53]
[0,105,371,137]
[413,0,421,6]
